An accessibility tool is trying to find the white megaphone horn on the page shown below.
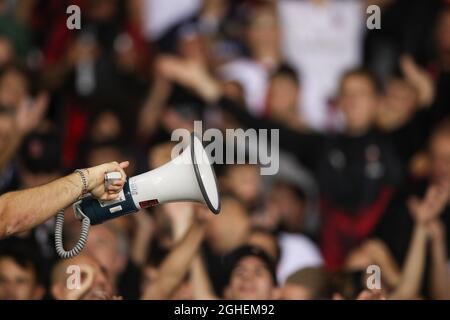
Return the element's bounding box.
[54,133,220,258]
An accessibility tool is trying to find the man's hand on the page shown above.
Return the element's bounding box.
[0,161,130,239]
[157,55,221,103]
[400,55,435,108]
[407,183,449,224]
[86,161,130,201]
[164,202,195,241]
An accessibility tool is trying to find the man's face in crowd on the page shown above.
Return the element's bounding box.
[225,165,261,206]
[339,74,378,135]
[247,7,280,55]
[267,75,299,120]
[225,256,276,300]
[84,225,126,286]
[270,183,306,233]
[80,261,112,300]
[52,255,113,300]
[0,257,43,300]
[430,133,450,186]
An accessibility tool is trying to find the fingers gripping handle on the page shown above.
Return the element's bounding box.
[104,171,122,188]
[55,172,125,259]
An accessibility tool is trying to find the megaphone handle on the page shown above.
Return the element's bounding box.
[54,207,91,259]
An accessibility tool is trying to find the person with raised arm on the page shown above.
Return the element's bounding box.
[0,161,129,240]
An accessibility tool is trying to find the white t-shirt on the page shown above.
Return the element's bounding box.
[278,0,365,130]
[277,232,323,284]
[142,0,202,40]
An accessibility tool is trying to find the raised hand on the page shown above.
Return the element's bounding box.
[156,55,220,102]
[400,55,435,107]
[163,202,195,241]
[407,183,449,224]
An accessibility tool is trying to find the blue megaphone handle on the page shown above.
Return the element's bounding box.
[77,179,139,225]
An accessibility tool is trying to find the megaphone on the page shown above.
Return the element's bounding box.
[55,133,220,258]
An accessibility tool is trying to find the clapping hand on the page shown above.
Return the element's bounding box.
[407,183,449,224]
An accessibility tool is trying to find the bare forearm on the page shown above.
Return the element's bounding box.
[142,223,205,299]
[389,225,428,299]
[373,253,401,289]
[138,97,165,138]
[130,217,154,266]
[138,78,171,139]
[367,240,401,288]
[430,239,450,299]
[0,161,129,239]
[191,255,218,300]
[0,173,82,239]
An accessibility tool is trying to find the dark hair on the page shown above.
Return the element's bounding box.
[0,240,43,285]
[249,227,281,265]
[223,245,277,288]
[271,64,300,86]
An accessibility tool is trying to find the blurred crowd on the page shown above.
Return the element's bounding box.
[1,0,450,300]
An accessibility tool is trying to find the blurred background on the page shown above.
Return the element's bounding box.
[1,0,450,300]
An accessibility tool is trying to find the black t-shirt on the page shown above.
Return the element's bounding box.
[216,96,420,213]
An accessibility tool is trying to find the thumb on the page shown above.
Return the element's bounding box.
[119,161,130,169]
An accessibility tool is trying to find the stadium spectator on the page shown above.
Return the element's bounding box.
[0,242,45,300]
